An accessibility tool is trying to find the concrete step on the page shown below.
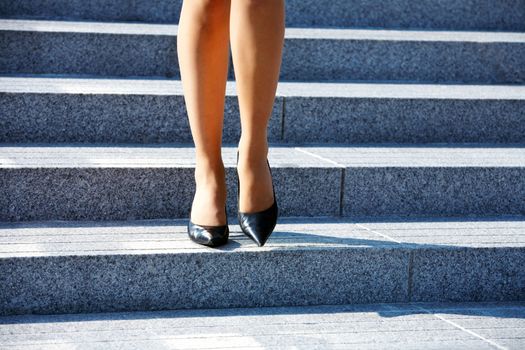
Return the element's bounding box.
[2,76,525,144]
[1,145,524,221]
[1,19,524,84]
[1,0,524,31]
[1,302,524,349]
[0,217,524,316]
[0,217,525,314]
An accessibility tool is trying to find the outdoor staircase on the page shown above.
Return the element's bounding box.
[0,0,524,348]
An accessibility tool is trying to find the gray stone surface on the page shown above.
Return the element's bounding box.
[1,217,525,316]
[1,0,524,31]
[285,0,525,31]
[410,247,525,302]
[2,302,524,349]
[0,78,282,144]
[304,146,525,217]
[282,28,525,83]
[0,20,180,77]
[281,83,525,144]
[0,248,525,349]
[0,145,342,221]
[338,219,525,303]
[352,218,525,247]
[1,145,525,221]
[2,77,525,144]
[0,218,409,315]
[1,19,524,83]
[0,2,523,345]
[285,97,525,144]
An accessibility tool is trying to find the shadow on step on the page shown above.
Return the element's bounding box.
[0,215,523,320]
[1,301,523,326]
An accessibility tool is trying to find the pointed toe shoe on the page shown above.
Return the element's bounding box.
[187,207,229,248]
[236,150,278,247]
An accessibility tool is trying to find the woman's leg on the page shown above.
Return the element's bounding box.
[230,0,285,213]
[177,0,231,225]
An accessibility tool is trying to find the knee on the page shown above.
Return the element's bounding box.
[242,0,281,10]
[187,0,229,26]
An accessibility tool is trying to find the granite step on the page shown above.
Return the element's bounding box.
[1,216,524,316]
[1,0,524,32]
[2,76,525,144]
[1,301,524,349]
[1,144,524,221]
[1,19,524,84]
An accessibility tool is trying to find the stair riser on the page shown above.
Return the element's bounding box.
[1,31,524,84]
[284,39,525,84]
[0,168,342,221]
[284,98,525,144]
[1,247,523,315]
[1,167,524,221]
[1,0,524,31]
[344,167,525,217]
[2,92,524,144]
[0,93,283,144]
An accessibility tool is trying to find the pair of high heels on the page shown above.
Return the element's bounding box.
[187,150,278,248]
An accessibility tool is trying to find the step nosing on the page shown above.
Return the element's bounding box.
[1,19,524,43]
[0,18,180,36]
[285,27,525,43]
[2,77,524,100]
[1,145,524,168]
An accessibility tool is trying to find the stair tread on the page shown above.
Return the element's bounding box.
[1,144,524,168]
[2,19,523,84]
[1,216,524,258]
[1,18,524,43]
[2,76,525,100]
[0,301,524,349]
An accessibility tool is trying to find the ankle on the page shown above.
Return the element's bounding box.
[194,162,225,187]
[237,139,269,163]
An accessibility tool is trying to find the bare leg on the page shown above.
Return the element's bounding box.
[177,0,231,225]
[230,0,285,213]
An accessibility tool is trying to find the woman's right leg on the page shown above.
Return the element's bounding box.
[177,0,231,226]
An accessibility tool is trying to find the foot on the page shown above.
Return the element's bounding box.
[190,161,227,226]
[237,148,275,214]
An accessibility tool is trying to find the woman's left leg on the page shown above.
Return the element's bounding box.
[229,0,285,213]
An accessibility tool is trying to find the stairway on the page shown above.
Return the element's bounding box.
[1,0,524,348]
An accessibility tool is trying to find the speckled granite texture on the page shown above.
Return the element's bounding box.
[0,248,409,315]
[305,146,525,218]
[281,38,525,83]
[1,0,524,31]
[283,97,525,144]
[0,217,524,315]
[1,20,524,83]
[0,166,341,221]
[0,92,282,144]
[2,302,525,349]
[1,145,524,221]
[0,146,342,221]
[2,77,525,144]
[343,167,525,217]
[0,0,524,331]
[410,247,525,302]
[0,29,180,77]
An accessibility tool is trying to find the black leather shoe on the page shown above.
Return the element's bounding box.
[236,150,278,247]
[187,206,229,247]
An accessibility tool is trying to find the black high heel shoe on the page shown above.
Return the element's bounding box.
[236,150,278,247]
[187,205,229,247]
